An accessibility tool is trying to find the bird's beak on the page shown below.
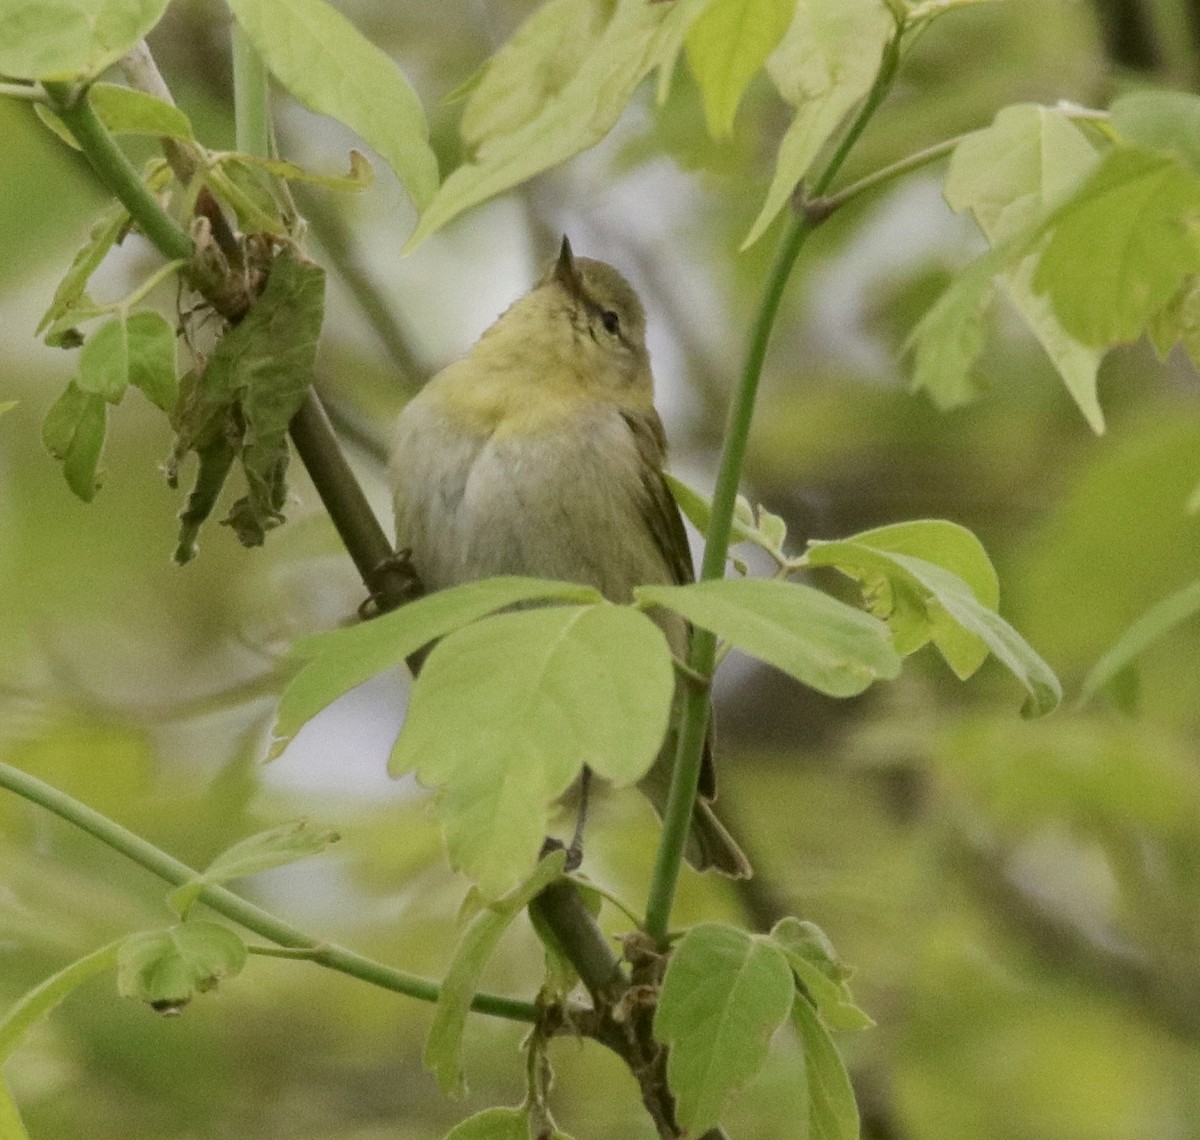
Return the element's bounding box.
[553,235,584,300]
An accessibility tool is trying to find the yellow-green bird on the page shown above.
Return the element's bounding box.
[390,238,749,877]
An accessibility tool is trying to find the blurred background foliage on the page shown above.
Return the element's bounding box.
[4,0,1200,1136]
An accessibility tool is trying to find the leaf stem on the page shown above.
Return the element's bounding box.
[642,18,907,944]
[231,22,272,161]
[42,82,193,264]
[0,763,539,1023]
[0,81,44,101]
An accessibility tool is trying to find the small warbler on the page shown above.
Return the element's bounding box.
[390,238,750,877]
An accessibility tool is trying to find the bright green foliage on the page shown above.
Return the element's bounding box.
[41,381,107,501]
[0,940,123,1062]
[1080,579,1200,710]
[929,104,1103,428]
[167,821,341,918]
[390,605,673,896]
[0,1074,30,1140]
[685,0,794,138]
[443,1107,538,1140]
[78,311,176,409]
[37,201,128,347]
[273,578,602,759]
[1034,148,1200,347]
[407,0,710,247]
[807,527,1061,716]
[425,852,566,1097]
[637,578,902,697]
[769,918,873,1032]
[88,83,196,141]
[0,0,169,80]
[1110,90,1200,176]
[654,922,795,1134]
[742,0,894,248]
[168,246,325,562]
[792,998,860,1140]
[223,0,437,210]
[666,472,789,565]
[116,922,247,1013]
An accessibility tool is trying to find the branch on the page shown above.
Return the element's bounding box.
[0,762,539,1023]
[643,17,909,944]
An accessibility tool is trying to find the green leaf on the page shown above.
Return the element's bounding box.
[0,0,170,80]
[0,1073,31,1140]
[168,246,324,562]
[168,820,340,918]
[1079,579,1200,707]
[425,852,566,1097]
[807,536,1061,716]
[37,201,127,339]
[1147,275,1200,366]
[943,103,1104,431]
[664,472,786,560]
[224,0,437,209]
[636,578,901,698]
[905,248,996,410]
[769,918,873,1032]
[42,381,107,501]
[0,940,123,1062]
[392,605,673,896]
[217,149,374,192]
[116,922,247,1013]
[407,0,709,248]
[272,577,603,759]
[444,1107,533,1140]
[88,82,195,140]
[944,103,1099,244]
[742,0,894,249]
[1033,147,1200,346]
[653,922,795,1135]
[685,0,793,139]
[792,998,860,1140]
[77,310,176,408]
[1110,89,1200,176]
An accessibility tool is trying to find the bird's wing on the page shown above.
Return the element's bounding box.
[620,408,695,588]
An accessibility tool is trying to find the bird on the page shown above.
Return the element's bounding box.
[389,236,750,877]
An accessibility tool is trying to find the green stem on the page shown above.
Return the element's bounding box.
[0,82,43,101]
[642,20,907,943]
[0,763,538,1023]
[43,82,193,263]
[814,133,965,216]
[232,23,272,159]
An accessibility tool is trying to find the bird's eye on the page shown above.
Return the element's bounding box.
[600,309,620,335]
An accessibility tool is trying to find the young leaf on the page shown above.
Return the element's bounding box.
[1079,579,1200,708]
[224,0,437,209]
[943,103,1103,430]
[42,382,107,502]
[0,1073,31,1140]
[443,1107,535,1140]
[792,997,861,1140]
[1034,147,1200,346]
[685,0,794,139]
[37,201,128,339]
[77,311,176,409]
[769,918,873,1032]
[653,922,795,1135]
[0,0,170,81]
[425,852,566,1098]
[168,820,340,918]
[168,246,324,561]
[742,0,894,249]
[88,82,196,141]
[0,940,123,1062]
[807,535,1061,716]
[636,578,901,698]
[665,472,785,557]
[407,0,709,248]
[116,922,247,1014]
[391,605,673,896]
[272,577,604,759]
[216,149,374,193]
[1110,89,1200,177]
